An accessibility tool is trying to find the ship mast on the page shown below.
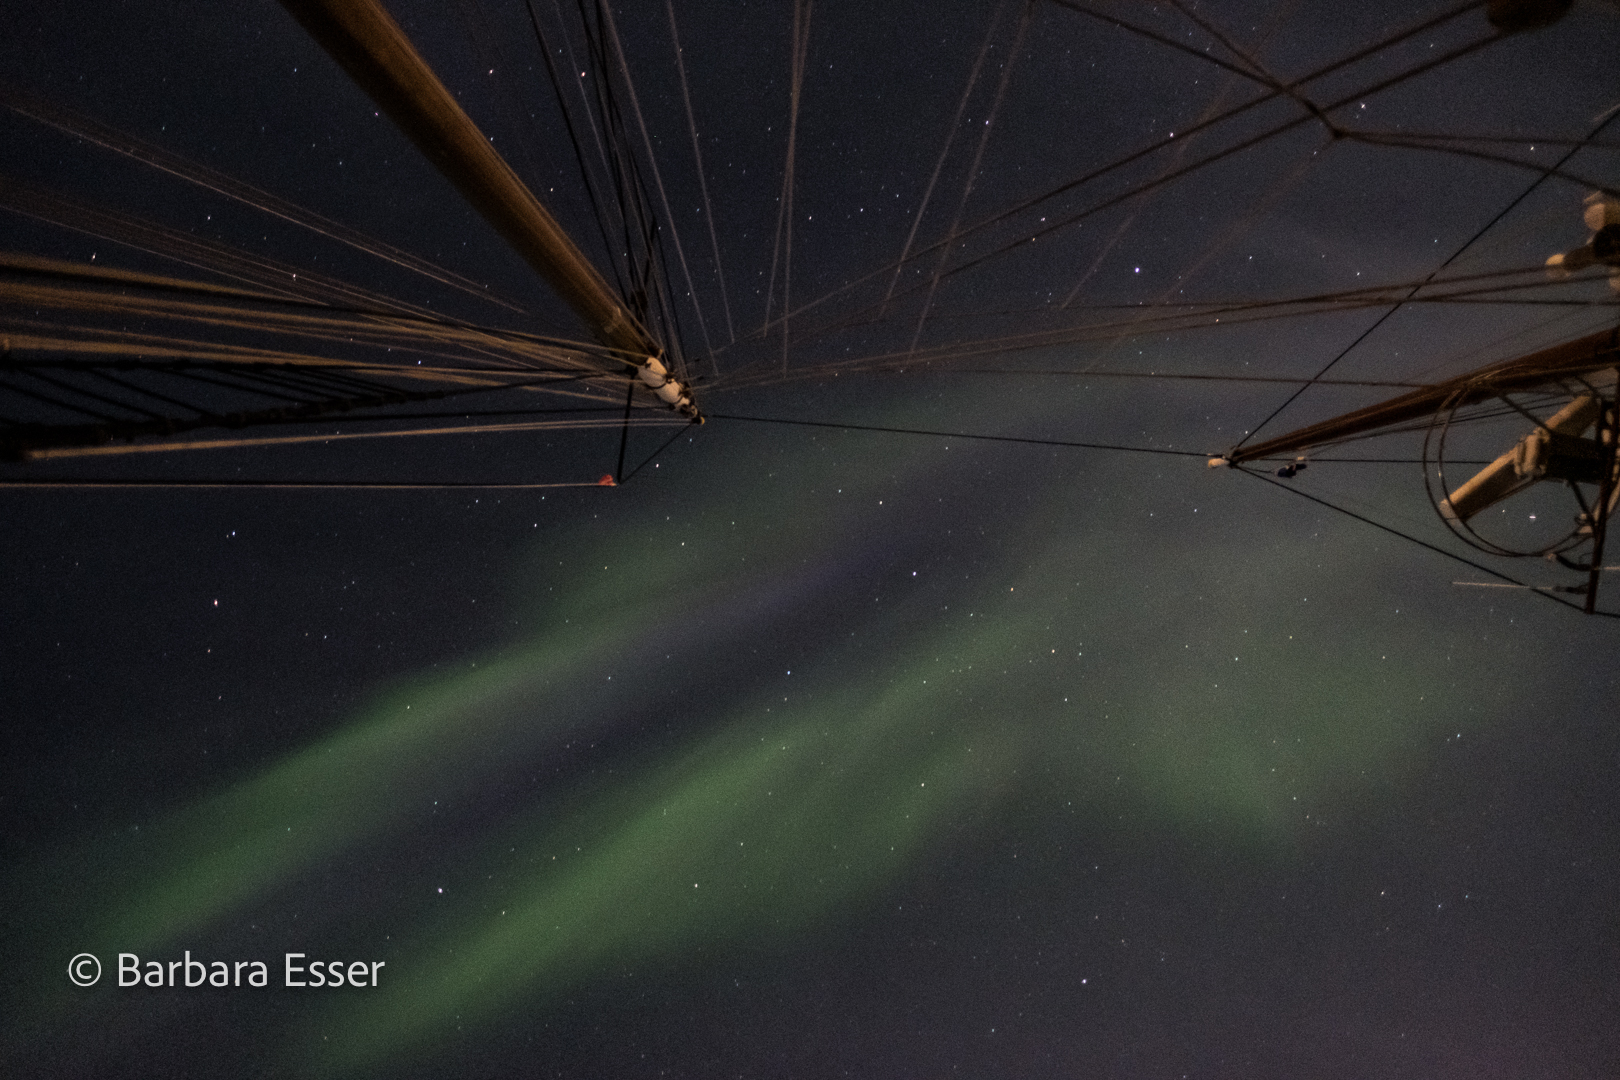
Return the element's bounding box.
[277,0,700,419]
[1213,326,1620,613]
[1217,327,1620,468]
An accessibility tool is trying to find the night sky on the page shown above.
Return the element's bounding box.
[4,1,1620,1077]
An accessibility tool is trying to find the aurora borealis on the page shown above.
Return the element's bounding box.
[9,383,1619,1075]
[5,0,1620,1076]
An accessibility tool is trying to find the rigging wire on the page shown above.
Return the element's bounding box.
[1056,35,1267,312]
[708,412,1209,457]
[18,414,685,461]
[910,0,1032,353]
[1339,130,1620,197]
[0,177,412,312]
[1042,0,1279,87]
[528,0,635,304]
[620,417,700,484]
[665,0,736,351]
[883,0,1008,310]
[597,0,714,359]
[0,282,635,378]
[861,28,1508,322]
[0,88,525,312]
[0,183,574,375]
[761,0,814,373]
[720,265,1611,387]
[1233,464,1615,616]
[1338,129,1620,151]
[0,478,614,489]
[574,0,690,379]
[782,258,1606,360]
[1162,0,1341,135]
[564,0,676,362]
[746,0,1492,339]
[3,0,1604,528]
[1042,1,1306,334]
[577,0,646,308]
[1232,105,1620,453]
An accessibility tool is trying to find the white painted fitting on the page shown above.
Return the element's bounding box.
[637,355,700,416]
[638,356,670,387]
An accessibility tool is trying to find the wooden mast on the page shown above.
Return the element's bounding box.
[1215,325,1620,612]
[277,0,700,418]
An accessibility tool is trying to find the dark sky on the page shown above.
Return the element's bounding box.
[4,1,1620,1078]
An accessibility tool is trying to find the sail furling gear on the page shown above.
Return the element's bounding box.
[1438,390,1611,522]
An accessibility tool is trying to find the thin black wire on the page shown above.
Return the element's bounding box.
[572,0,645,313]
[10,366,157,419]
[586,0,670,343]
[614,375,637,483]
[1,371,619,461]
[0,373,120,421]
[226,405,624,425]
[82,367,215,416]
[585,0,653,312]
[197,365,348,404]
[241,360,422,401]
[267,365,411,397]
[565,0,690,381]
[1162,0,1341,134]
[0,258,643,370]
[640,184,692,374]
[709,412,1209,457]
[597,0,707,363]
[864,30,1506,323]
[742,0,1490,342]
[1043,0,1274,87]
[528,0,625,302]
[620,418,698,484]
[1342,129,1620,150]
[1234,465,1616,616]
[1341,130,1620,199]
[939,369,1432,388]
[665,0,735,346]
[0,479,614,490]
[1233,107,1620,452]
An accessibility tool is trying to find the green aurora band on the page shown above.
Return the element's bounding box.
[11,388,1554,1073]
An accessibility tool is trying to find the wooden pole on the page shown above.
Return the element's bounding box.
[277,0,658,364]
[1221,326,1620,465]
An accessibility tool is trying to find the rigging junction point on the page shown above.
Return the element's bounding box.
[278,0,702,424]
[1209,230,1620,613]
[1,0,1611,612]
